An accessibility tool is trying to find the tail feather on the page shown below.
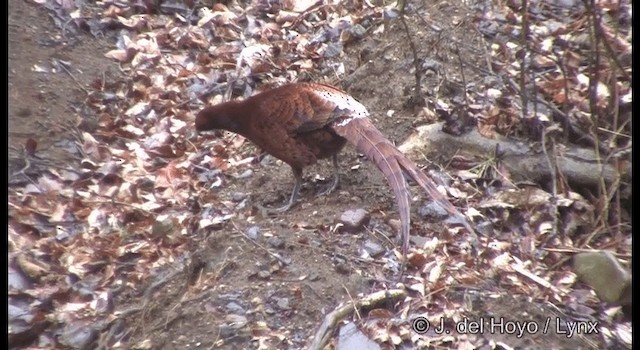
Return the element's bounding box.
[332,117,475,259]
[331,119,412,256]
[396,156,475,235]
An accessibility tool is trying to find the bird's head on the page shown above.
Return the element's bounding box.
[195,102,243,134]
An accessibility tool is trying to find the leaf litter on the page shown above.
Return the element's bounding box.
[9,0,631,348]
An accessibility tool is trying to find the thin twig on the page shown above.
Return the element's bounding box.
[229,220,291,266]
[519,0,530,118]
[290,0,328,28]
[56,59,90,95]
[583,0,613,237]
[308,289,407,350]
[454,43,469,106]
[398,6,423,99]
[540,126,560,246]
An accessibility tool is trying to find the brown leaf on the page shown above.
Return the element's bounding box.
[115,15,149,30]
[155,162,182,189]
[103,5,126,18]
[147,144,176,158]
[9,217,40,236]
[144,131,173,150]
[368,308,393,319]
[87,207,109,229]
[82,132,108,161]
[104,49,133,62]
[50,204,74,223]
[24,138,37,156]
[407,252,428,269]
[15,254,48,281]
[73,207,92,220]
[37,176,64,193]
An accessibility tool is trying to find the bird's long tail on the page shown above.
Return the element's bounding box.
[331,118,412,256]
[331,117,474,258]
[396,156,475,235]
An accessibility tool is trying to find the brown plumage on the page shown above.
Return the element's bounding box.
[195,82,474,259]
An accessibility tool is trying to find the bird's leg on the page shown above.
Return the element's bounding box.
[258,167,303,215]
[317,154,340,197]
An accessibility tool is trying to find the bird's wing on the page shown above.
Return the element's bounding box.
[252,83,361,135]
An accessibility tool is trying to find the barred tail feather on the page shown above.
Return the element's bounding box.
[331,118,412,257]
[332,117,475,260]
[396,156,474,235]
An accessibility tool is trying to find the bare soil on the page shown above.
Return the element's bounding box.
[9,0,116,172]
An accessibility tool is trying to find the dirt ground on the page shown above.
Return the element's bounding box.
[9,0,617,348]
[8,0,117,177]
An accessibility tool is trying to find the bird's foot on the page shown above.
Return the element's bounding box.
[258,176,301,216]
[316,176,339,197]
[256,200,295,217]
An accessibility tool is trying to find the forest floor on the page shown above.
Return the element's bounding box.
[8,0,630,348]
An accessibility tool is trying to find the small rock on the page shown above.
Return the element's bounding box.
[335,262,350,274]
[218,324,236,338]
[257,270,271,279]
[275,297,290,310]
[197,172,221,187]
[310,239,323,248]
[333,256,350,274]
[349,24,367,39]
[409,235,429,248]
[363,240,385,258]
[225,302,245,313]
[323,42,343,58]
[58,324,97,349]
[387,218,401,233]
[310,29,330,44]
[225,314,248,327]
[427,169,451,186]
[483,75,502,88]
[573,251,631,305]
[236,169,253,179]
[246,226,261,240]
[151,217,176,237]
[475,221,493,236]
[383,8,399,21]
[422,58,443,73]
[232,192,248,202]
[418,202,448,219]
[260,155,275,166]
[338,322,381,350]
[337,208,370,233]
[267,236,285,249]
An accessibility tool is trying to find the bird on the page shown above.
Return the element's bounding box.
[195,82,474,262]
